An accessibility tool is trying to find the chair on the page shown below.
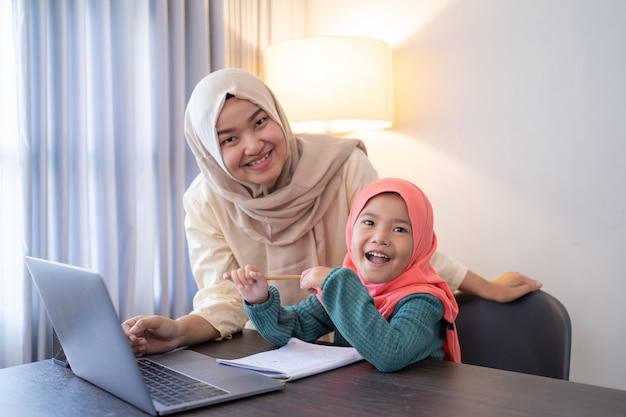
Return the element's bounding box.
[454,290,571,380]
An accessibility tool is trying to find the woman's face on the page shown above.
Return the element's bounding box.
[216,97,288,185]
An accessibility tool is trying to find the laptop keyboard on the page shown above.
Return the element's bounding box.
[137,358,229,406]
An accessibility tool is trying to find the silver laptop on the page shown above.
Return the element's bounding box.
[25,256,284,416]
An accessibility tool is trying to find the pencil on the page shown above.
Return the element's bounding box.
[266,275,301,280]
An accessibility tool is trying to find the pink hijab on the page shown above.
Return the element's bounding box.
[342,178,461,363]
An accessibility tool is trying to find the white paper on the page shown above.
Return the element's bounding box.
[216,338,363,381]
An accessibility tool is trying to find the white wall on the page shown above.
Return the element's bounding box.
[305,0,626,390]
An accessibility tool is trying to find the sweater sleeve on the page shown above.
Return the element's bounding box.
[321,268,445,372]
[244,286,336,347]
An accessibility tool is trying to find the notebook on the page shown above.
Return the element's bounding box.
[217,337,363,381]
[25,256,284,416]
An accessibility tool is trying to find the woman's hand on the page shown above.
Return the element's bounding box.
[486,271,543,302]
[122,315,183,357]
[459,270,542,303]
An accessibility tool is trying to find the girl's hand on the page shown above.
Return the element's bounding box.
[300,266,332,295]
[224,264,269,304]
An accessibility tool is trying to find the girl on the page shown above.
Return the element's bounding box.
[226,178,460,371]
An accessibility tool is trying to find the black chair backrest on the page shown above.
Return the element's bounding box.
[454,290,571,380]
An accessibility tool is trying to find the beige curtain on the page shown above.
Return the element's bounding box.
[223,0,305,77]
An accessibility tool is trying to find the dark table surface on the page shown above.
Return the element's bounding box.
[1,329,625,416]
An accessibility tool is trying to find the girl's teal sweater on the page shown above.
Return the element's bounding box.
[244,267,446,372]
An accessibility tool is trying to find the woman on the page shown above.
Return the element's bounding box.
[122,69,540,356]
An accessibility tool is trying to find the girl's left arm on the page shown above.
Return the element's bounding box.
[321,268,444,372]
[244,286,335,346]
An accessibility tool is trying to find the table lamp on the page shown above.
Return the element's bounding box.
[263,36,393,134]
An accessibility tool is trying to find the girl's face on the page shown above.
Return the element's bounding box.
[350,193,413,284]
[216,97,288,185]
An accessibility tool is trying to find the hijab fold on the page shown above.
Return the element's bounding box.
[342,178,461,363]
[184,68,366,272]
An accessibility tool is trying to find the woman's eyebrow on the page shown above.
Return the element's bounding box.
[247,107,264,123]
[217,126,234,136]
[217,107,264,136]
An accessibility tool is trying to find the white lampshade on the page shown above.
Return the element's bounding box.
[263,36,393,134]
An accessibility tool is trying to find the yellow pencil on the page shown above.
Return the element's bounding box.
[266,275,301,280]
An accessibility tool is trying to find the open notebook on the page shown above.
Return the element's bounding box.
[25,256,284,416]
[217,337,364,381]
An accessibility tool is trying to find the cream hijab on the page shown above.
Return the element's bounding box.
[184,68,367,274]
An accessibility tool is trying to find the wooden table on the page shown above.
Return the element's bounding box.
[1,329,625,416]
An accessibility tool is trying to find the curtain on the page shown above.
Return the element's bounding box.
[0,0,24,369]
[1,0,304,369]
[223,0,304,76]
[1,0,211,368]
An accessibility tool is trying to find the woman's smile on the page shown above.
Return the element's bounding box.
[245,150,273,169]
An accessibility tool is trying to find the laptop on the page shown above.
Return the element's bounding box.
[25,256,284,416]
